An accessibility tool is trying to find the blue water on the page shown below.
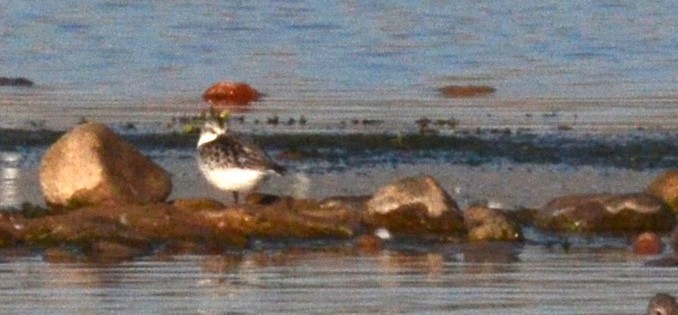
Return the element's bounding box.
[1,1,676,130]
[1,2,678,313]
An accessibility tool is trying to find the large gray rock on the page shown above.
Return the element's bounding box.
[535,193,675,233]
[40,122,172,208]
[367,175,459,218]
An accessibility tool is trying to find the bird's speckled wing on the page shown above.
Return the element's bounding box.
[198,134,284,173]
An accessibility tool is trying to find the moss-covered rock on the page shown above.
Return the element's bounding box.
[648,169,678,214]
[463,206,522,242]
[535,193,675,233]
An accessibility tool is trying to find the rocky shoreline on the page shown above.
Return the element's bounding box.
[0,122,676,264]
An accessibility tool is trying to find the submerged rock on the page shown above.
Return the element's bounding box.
[202,81,261,106]
[0,77,33,87]
[535,193,676,233]
[648,169,678,214]
[463,206,522,242]
[39,122,172,209]
[367,175,459,218]
[0,200,355,258]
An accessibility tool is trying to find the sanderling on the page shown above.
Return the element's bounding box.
[197,116,285,203]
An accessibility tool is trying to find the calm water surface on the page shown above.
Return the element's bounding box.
[1,1,678,313]
[0,245,675,314]
[1,0,676,130]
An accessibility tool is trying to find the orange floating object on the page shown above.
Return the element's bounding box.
[202,81,261,106]
[633,231,664,256]
[438,85,496,98]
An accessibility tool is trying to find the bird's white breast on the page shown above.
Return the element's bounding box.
[199,165,268,192]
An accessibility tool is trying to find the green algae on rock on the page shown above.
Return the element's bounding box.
[535,193,676,233]
[648,169,678,214]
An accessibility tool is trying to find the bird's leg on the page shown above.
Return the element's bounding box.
[232,191,239,204]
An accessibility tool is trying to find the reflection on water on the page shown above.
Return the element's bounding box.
[0,151,42,209]
[1,1,677,131]
[0,245,671,314]
[1,152,23,208]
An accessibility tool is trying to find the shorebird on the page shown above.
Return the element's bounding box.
[197,115,285,203]
[648,293,678,315]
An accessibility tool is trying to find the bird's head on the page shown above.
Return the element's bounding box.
[197,119,228,147]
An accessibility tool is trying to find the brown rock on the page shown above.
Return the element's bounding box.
[463,206,522,242]
[671,225,678,252]
[438,85,496,98]
[647,293,678,315]
[0,77,33,87]
[648,169,678,214]
[39,122,172,208]
[362,205,466,240]
[536,193,676,233]
[172,198,225,211]
[202,81,261,106]
[367,175,460,218]
[354,234,383,253]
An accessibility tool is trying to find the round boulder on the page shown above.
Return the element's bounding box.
[535,193,675,233]
[648,169,678,214]
[40,122,172,208]
[463,206,522,242]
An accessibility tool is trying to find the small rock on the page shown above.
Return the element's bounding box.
[536,193,675,233]
[647,293,678,315]
[39,122,172,209]
[463,206,523,242]
[354,234,383,253]
[367,175,460,218]
[0,77,33,87]
[438,85,496,98]
[648,169,678,214]
[202,81,261,106]
[633,232,664,256]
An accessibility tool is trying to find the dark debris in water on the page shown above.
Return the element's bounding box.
[1,128,676,170]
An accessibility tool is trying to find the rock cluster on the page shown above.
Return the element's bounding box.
[2,122,677,263]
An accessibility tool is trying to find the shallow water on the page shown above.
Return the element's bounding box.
[1,1,678,313]
[0,245,674,314]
